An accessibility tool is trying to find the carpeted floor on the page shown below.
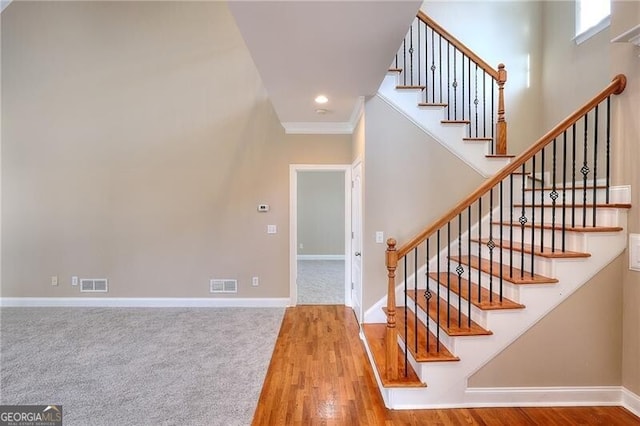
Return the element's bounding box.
[297,260,345,305]
[0,307,284,425]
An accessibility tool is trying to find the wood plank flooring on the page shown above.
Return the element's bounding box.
[252,305,640,425]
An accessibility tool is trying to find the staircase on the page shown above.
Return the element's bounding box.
[362,21,629,406]
[377,11,513,177]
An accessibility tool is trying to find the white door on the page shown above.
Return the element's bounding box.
[351,161,363,323]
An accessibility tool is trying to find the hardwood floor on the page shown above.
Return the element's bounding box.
[252,305,640,425]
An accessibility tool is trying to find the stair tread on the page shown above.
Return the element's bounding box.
[450,255,558,285]
[382,307,459,362]
[418,102,448,107]
[429,272,525,310]
[473,238,591,259]
[514,202,631,209]
[362,324,426,388]
[441,120,470,124]
[396,85,425,90]
[463,137,493,142]
[492,222,624,233]
[406,290,492,336]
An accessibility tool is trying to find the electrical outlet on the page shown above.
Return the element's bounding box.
[51,276,58,286]
[252,276,259,287]
[71,276,78,286]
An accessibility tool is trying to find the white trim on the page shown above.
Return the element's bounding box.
[281,96,364,135]
[622,387,640,417]
[1,0,12,13]
[464,386,622,407]
[0,297,289,308]
[282,122,353,135]
[289,164,352,307]
[575,16,611,45]
[297,255,345,261]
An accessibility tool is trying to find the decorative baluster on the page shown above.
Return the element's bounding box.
[457,214,463,328]
[519,164,527,279]
[453,48,458,121]
[474,65,479,138]
[582,114,589,228]
[431,28,436,104]
[488,189,495,301]
[409,25,414,87]
[540,147,545,254]
[510,173,514,279]
[425,238,431,353]
[447,222,451,329]
[417,21,421,87]
[404,255,408,376]
[413,248,418,353]
[491,77,495,155]
[385,239,398,380]
[468,59,472,136]
[482,70,487,138]
[478,196,483,301]
[436,230,441,352]
[572,123,577,228]
[402,38,407,86]
[606,97,611,203]
[446,42,451,119]
[531,153,536,276]
[467,206,472,327]
[551,139,558,252]
[499,181,504,301]
[439,36,443,104]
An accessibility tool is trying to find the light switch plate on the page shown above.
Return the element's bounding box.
[267,225,277,234]
[375,231,384,244]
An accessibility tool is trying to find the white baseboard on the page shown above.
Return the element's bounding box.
[622,387,640,417]
[465,386,624,408]
[0,297,289,308]
[297,255,345,260]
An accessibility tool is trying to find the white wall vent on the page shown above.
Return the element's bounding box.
[80,278,108,293]
[210,279,237,294]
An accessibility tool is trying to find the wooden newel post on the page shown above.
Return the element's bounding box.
[496,63,508,156]
[385,238,398,380]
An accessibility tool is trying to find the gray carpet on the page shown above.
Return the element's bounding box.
[0,307,284,425]
[297,260,345,305]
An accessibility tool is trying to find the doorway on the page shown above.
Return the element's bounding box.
[289,165,351,306]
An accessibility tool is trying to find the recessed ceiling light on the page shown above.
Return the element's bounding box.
[314,95,328,104]
[315,108,328,114]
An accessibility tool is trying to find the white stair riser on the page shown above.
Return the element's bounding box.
[523,188,607,204]
[516,206,623,227]
[490,224,587,252]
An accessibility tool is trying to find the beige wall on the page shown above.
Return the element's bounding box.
[422,0,543,155]
[297,171,345,256]
[610,0,640,396]
[361,96,484,309]
[470,256,623,387]
[540,0,612,131]
[1,1,351,298]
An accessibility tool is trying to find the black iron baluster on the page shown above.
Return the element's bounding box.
[551,139,558,252]
[431,27,436,104]
[510,173,514,279]
[562,131,567,252]
[582,113,589,228]
[425,238,430,352]
[593,105,599,227]
[531,153,536,277]
[439,36,443,104]
[540,147,545,255]
[468,58,471,136]
[404,255,408,376]
[436,229,441,352]
[462,55,466,121]
[403,38,407,86]
[447,222,451,329]
[572,123,577,228]
[499,181,504,301]
[417,21,421,87]
[606,97,611,203]
[520,164,526,279]
[457,214,462,328]
[491,79,495,154]
[446,41,451,120]
[474,65,479,138]
[478,196,483,302]
[414,248,418,354]
[467,205,472,328]
[488,188,494,302]
[409,25,414,87]
[453,48,458,121]
[482,70,487,138]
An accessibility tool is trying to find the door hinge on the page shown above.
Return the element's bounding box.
[351,282,354,290]
[351,231,354,239]
[351,180,355,188]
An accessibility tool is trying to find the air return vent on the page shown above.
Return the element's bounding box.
[210,279,237,294]
[80,278,108,293]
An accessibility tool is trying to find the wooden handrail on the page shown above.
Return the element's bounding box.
[417,11,498,80]
[396,74,627,259]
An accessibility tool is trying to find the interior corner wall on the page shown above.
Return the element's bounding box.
[361,96,483,310]
[469,255,624,387]
[421,0,543,156]
[1,1,352,299]
[610,0,640,397]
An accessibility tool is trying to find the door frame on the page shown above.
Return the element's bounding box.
[289,164,352,306]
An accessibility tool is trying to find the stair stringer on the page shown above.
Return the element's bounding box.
[381,213,628,409]
[377,73,511,178]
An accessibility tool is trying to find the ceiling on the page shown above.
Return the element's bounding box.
[228,0,422,133]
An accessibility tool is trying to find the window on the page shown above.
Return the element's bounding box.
[575,0,611,44]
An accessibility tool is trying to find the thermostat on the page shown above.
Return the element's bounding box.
[257,204,270,212]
